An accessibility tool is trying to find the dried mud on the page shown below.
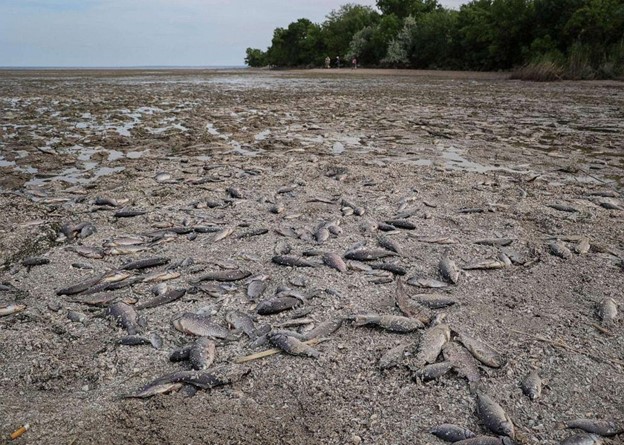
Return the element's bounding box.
[0,69,623,444]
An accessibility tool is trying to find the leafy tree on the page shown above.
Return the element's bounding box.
[376,0,441,18]
[322,4,380,59]
[266,19,324,67]
[244,48,267,67]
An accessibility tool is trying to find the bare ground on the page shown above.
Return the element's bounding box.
[0,69,623,444]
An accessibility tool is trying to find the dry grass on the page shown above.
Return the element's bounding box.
[511,60,564,82]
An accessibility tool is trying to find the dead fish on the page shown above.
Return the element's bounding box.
[341,198,365,215]
[344,249,397,261]
[560,434,603,445]
[474,238,514,247]
[68,245,106,259]
[378,343,412,370]
[226,187,244,199]
[463,260,507,270]
[125,366,249,398]
[315,225,330,244]
[83,276,141,295]
[521,370,542,400]
[414,361,453,382]
[370,262,407,275]
[566,419,622,437]
[354,314,424,333]
[498,252,512,267]
[272,255,316,268]
[136,288,186,310]
[414,236,459,245]
[596,198,623,210]
[269,203,285,214]
[193,225,222,233]
[57,273,105,296]
[142,271,180,283]
[476,391,515,438]
[94,196,119,207]
[323,253,347,273]
[246,276,269,301]
[385,219,416,230]
[256,296,302,315]
[114,208,147,218]
[439,255,460,284]
[430,424,476,442]
[598,298,618,325]
[443,341,481,382]
[395,280,433,324]
[575,238,591,255]
[416,294,457,309]
[415,323,451,366]
[301,319,343,341]
[268,333,320,358]
[547,203,579,212]
[454,436,504,445]
[378,235,403,255]
[22,257,50,267]
[237,228,269,239]
[120,332,163,349]
[71,293,118,307]
[457,332,505,368]
[0,303,26,317]
[172,313,234,339]
[458,208,485,214]
[214,227,235,242]
[154,172,172,182]
[226,310,259,340]
[189,337,216,370]
[550,241,573,259]
[106,302,140,335]
[407,277,449,288]
[106,246,148,255]
[192,269,251,283]
[120,257,171,270]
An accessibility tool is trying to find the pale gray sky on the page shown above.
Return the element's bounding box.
[0,0,466,67]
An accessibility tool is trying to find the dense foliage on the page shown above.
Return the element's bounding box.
[245,0,624,79]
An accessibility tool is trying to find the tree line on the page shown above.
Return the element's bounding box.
[245,0,624,79]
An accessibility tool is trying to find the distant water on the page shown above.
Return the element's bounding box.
[0,66,247,70]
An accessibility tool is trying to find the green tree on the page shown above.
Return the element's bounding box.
[322,4,380,59]
[244,48,267,67]
[266,18,324,67]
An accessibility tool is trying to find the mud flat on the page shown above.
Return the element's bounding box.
[0,69,623,444]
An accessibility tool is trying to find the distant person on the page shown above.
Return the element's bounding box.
[352,57,357,69]
[325,56,331,69]
[335,56,341,68]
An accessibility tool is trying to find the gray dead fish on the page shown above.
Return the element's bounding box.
[192,269,251,283]
[598,298,618,325]
[106,246,148,255]
[22,257,50,267]
[416,294,457,309]
[547,203,579,212]
[549,241,573,259]
[315,225,330,244]
[371,262,407,275]
[476,391,515,438]
[474,238,514,247]
[237,228,269,239]
[189,337,216,370]
[142,271,181,283]
[521,370,542,400]
[172,313,234,339]
[344,249,397,261]
[106,302,140,335]
[385,219,416,230]
[256,296,302,315]
[0,303,26,317]
[272,255,316,268]
[246,277,269,301]
[301,319,343,341]
[114,208,147,218]
[125,366,249,398]
[268,333,320,358]
[68,245,106,259]
[120,257,171,270]
[378,235,403,255]
[378,343,412,370]
[71,292,118,307]
[354,314,424,333]
[439,255,460,284]
[575,238,591,255]
[120,332,163,349]
[463,260,507,270]
[154,172,172,182]
[323,253,347,273]
[413,361,453,382]
[430,424,476,442]
[57,273,105,296]
[94,196,119,207]
[226,187,244,199]
[214,227,235,242]
[136,288,186,310]
[415,323,451,367]
[457,332,505,368]
[566,419,622,437]
[414,236,459,245]
[559,433,603,445]
[442,341,481,382]
[407,277,449,288]
[454,436,504,445]
[458,208,485,214]
[596,198,623,210]
[226,310,259,340]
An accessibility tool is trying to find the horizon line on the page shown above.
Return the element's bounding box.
[0,65,248,70]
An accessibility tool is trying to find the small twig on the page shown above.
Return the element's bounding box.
[233,338,327,364]
[510,329,624,369]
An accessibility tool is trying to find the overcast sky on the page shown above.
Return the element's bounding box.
[0,0,466,67]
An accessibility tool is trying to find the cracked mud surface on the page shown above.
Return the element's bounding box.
[0,69,623,444]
